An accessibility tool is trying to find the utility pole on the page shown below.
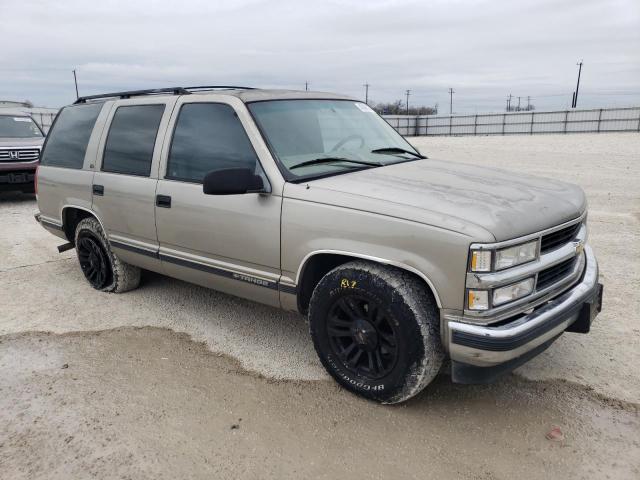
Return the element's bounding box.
[363,83,370,104]
[507,93,512,111]
[527,96,531,110]
[573,60,583,108]
[305,81,309,91]
[72,69,79,100]
[405,89,411,114]
[448,87,455,114]
[517,96,521,111]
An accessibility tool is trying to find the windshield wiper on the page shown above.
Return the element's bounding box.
[289,157,382,170]
[371,147,426,159]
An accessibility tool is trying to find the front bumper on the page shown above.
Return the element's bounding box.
[448,245,602,383]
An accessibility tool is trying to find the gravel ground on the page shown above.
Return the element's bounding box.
[1,132,639,479]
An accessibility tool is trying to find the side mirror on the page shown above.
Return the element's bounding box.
[202,168,266,195]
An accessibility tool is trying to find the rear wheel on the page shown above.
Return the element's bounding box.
[74,217,141,293]
[309,261,443,404]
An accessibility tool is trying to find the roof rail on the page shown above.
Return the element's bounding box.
[184,85,256,91]
[74,87,190,104]
[73,85,256,104]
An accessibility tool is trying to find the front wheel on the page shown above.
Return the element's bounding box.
[309,261,443,404]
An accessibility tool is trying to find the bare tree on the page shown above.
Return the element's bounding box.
[373,100,438,115]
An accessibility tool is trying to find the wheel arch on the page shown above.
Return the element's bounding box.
[295,250,443,314]
[60,205,106,244]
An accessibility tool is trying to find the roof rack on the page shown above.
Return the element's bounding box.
[73,85,256,104]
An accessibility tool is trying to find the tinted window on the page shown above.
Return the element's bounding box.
[167,103,258,183]
[40,103,103,169]
[102,104,165,176]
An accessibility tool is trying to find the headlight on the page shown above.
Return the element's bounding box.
[495,241,537,270]
[492,277,535,306]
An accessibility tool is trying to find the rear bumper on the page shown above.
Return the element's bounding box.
[447,245,602,382]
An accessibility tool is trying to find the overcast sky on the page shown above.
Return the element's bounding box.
[1,0,638,113]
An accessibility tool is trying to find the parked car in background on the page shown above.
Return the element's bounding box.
[34,86,603,404]
[0,113,45,193]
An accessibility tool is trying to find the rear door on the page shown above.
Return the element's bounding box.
[154,96,282,307]
[92,97,177,270]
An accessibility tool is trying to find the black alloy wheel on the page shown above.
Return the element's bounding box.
[326,294,399,380]
[77,234,111,289]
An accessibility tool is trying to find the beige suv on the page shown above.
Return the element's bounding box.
[35,86,603,403]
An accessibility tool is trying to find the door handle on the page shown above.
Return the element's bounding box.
[156,194,172,208]
[92,184,104,196]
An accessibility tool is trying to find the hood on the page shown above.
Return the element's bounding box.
[0,137,45,147]
[287,159,586,242]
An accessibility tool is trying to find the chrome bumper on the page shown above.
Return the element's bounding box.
[447,245,601,369]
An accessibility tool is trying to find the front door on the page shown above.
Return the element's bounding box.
[155,98,281,307]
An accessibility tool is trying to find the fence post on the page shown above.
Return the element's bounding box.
[563,110,569,134]
[502,114,506,135]
[415,116,419,136]
[449,115,452,136]
[530,112,534,135]
[425,116,429,136]
[474,114,478,136]
[597,108,603,133]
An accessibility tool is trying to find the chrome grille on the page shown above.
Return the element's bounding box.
[540,222,581,253]
[0,148,40,162]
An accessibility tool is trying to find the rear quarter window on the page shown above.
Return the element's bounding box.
[40,103,103,169]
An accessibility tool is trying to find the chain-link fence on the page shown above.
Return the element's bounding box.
[383,106,640,136]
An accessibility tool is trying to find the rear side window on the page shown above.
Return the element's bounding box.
[167,103,259,183]
[102,104,165,176]
[40,103,102,169]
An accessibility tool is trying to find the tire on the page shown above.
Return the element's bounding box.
[74,217,141,293]
[309,261,443,404]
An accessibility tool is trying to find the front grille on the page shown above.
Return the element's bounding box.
[0,148,40,162]
[536,257,576,290]
[540,222,581,253]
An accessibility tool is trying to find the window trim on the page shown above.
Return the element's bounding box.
[164,101,266,185]
[101,103,166,178]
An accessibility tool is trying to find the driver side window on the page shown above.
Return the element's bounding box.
[167,103,260,183]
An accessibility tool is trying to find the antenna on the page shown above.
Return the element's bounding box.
[73,70,79,100]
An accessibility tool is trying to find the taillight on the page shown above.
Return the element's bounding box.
[35,165,39,195]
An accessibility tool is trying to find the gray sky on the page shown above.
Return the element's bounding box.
[1,0,639,113]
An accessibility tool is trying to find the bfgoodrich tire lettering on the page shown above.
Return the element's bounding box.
[309,261,443,404]
[74,217,141,293]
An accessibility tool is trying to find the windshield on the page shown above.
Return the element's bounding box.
[0,115,43,138]
[248,99,422,181]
